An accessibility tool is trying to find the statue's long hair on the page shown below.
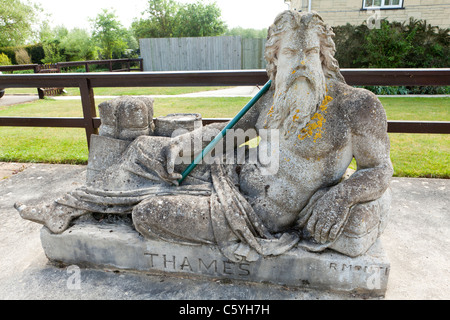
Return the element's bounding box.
[264,10,346,85]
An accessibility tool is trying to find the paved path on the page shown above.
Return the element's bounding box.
[50,86,261,100]
[0,163,448,300]
[0,95,39,107]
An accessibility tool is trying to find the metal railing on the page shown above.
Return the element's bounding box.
[0,69,448,149]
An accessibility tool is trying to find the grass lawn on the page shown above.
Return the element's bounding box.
[0,96,448,178]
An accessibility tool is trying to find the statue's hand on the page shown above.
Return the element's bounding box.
[306,192,350,244]
[162,141,184,185]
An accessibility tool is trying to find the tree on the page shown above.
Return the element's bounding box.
[225,27,268,39]
[132,0,179,38]
[40,25,69,63]
[91,9,129,59]
[174,1,226,37]
[41,39,65,63]
[39,25,98,63]
[60,29,97,61]
[0,0,42,47]
[132,0,226,39]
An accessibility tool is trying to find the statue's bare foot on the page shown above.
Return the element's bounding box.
[14,201,86,234]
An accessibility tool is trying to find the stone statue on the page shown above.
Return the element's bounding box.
[15,11,393,263]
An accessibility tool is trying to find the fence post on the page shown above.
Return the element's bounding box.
[79,78,98,149]
[34,65,40,96]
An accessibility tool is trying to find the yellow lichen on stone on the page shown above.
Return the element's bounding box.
[320,95,333,112]
[297,96,332,142]
[298,112,326,141]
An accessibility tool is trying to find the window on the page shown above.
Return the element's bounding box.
[363,0,404,9]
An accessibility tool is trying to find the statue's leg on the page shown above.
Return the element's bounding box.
[14,136,174,233]
[14,200,88,234]
[329,188,392,257]
[132,194,229,245]
[91,135,174,190]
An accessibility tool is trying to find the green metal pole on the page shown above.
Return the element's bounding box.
[178,79,272,184]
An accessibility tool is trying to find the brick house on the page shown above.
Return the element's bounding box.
[285,0,450,28]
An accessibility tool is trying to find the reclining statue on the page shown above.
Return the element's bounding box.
[15,10,393,262]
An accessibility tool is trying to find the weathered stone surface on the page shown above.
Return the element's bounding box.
[98,96,154,140]
[40,221,390,296]
[86,135,131,184]
[154,113,202,137]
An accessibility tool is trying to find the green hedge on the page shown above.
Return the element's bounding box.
[333,18,449,94]
[0,43,45,65]
[334,18,449,68]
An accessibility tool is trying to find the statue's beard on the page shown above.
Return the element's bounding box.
[268,74,326,138]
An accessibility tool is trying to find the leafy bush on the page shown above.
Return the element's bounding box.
[333,18,450,94]
[333,18,449,69]
[41,39,66,63]
[0,47,18,64]
[27,43,45,64]
[0,53,12,65]
[14,48,32,64]
[354,86,450,95]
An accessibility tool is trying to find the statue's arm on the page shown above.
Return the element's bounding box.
[336,92,393,204]
[165,89,273,175]
[306,91,393,244]
[161,90,268,178]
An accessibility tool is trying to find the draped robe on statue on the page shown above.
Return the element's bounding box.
[56,138,299,262]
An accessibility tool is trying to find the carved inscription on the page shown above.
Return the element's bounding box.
[144,252,251,277]
[329,263,390,276]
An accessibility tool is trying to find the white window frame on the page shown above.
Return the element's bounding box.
[363,0,404,10]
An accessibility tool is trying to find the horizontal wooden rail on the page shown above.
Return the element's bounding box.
[57,59,143,72]
[341,69,450,86]
[0,58,144,74]
[387,121,450,134]
[3,117,449,135]
[0,64,39,72]
[1,68,449,87]
[0,117,87,128]
[0,69,449,149]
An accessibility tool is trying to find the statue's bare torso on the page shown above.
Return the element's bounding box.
[238,82,387,233]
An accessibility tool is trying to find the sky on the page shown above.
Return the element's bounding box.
[36,0,289,31]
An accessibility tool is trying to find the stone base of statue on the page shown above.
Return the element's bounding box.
[40,219,390,297]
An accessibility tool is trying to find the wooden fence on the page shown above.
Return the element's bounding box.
[140,37,266,71]
[57,58,144,73]
[0,69,448,149]
[241,38,267,70]
[0,58,143,74]
[0,58,143,99]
